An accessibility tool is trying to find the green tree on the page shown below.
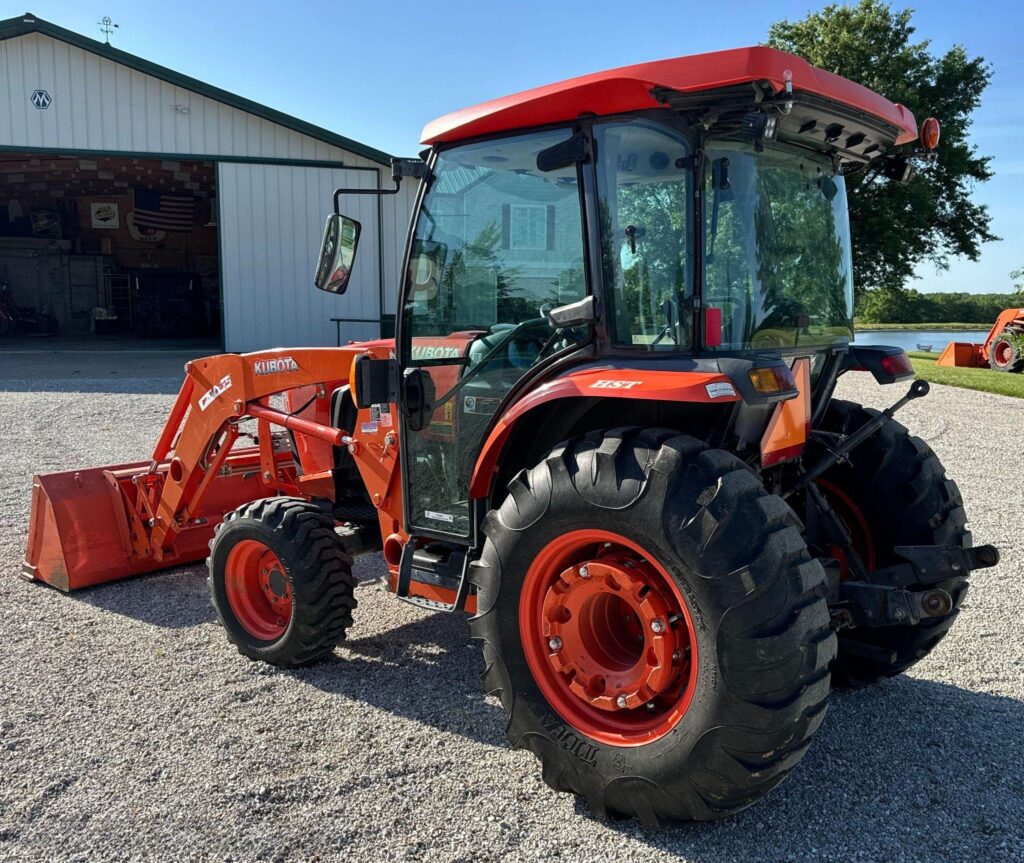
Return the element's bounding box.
[1012,267,1024,295]
[768,0,996,300]
[859,285,921,323]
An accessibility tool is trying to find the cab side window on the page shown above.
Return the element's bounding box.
[595,122,693,349]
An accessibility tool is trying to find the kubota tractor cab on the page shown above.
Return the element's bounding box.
[24,47,999,825]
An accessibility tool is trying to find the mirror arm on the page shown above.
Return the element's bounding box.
[333,179,402,214]
[332,158,431,214]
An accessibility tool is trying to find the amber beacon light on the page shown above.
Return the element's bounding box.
[920,116,941,150]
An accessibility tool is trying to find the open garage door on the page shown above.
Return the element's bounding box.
[0,152,220,349]
[218,163,383,352]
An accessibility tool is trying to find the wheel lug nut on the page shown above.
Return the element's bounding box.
[548,636,563,652]
[578,565,590,579]
[672,650,682,662]
[651,618,666,634]
[616,694,628,709]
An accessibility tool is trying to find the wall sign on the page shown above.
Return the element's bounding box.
[30,89,51,109]
[90,202,120,229]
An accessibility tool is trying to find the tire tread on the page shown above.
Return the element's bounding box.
[470,430,836,824]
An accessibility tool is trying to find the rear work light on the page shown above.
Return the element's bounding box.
[748,365,797,395]
[879,351,914,378]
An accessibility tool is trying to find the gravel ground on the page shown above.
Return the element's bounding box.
[1,352,1021,863]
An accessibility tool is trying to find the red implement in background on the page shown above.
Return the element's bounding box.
[937,308,1024,371]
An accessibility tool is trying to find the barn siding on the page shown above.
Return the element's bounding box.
[0,33,384,166]
[0,31,418,351]
[218,163,418,352]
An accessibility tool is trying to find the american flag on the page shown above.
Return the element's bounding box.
[132,189,195,231]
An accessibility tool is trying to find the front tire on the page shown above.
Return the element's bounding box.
[208,498,357,667]
[471,428,836,825]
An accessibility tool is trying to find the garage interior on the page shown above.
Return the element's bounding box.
[0,152,220,348]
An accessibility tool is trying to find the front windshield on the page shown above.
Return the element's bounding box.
[702,141,854,350]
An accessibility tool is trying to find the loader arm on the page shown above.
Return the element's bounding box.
[24,345,401,590]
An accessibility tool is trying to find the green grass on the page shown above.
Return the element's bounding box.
[854,322,992,331]
[906,351,1024,398]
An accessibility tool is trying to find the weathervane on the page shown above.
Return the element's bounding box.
[98,16,119,45]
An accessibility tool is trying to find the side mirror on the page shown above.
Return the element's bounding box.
[314,214,361,294]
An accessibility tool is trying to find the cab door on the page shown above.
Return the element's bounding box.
[397,128,588,541]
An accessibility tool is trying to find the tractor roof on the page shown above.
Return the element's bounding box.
[421,46,918,149]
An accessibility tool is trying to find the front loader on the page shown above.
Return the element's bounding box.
[937,307,1024,372]
[23,47,999,826]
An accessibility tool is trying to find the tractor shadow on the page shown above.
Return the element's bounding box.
[70,556,506,747]
[67,557,1024,855]
[69,564,217,629]
[283,557,504,747]
[288,611,503,747]
[597,677,1024,861]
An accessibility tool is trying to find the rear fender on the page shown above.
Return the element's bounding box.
[469,367,741,499]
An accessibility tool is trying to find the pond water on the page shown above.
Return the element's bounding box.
[852,329,990,353]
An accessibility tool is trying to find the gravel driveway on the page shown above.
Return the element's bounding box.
[1,352,1021,862]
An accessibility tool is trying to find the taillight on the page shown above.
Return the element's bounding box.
[747,365,797,395]
[879,351,914,378]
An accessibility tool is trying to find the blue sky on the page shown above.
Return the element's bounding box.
[17,0,1024,294]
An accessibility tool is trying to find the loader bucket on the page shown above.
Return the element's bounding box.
[937,341,985,368]
[23,448,275,591]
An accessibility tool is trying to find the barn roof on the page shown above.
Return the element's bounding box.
[0,12,393,165]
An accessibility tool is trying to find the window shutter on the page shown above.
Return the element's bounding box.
[546,205,556,250]
[501,204,510,249]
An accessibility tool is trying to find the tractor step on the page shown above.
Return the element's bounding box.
[396,541,473,612]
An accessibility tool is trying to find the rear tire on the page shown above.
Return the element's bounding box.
[989,331,1024,372]
[471,428,836,825]
[208,498,357,667]
[817,400,970,687]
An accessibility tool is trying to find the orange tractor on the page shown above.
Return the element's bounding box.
[938,308,1024,372]
[23,48,998,825]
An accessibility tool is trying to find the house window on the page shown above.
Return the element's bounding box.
[509,204,550,250]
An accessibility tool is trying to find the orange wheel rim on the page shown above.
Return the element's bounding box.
[995,341,1012,366]
[520,529,698,746]
[224,540,292,640]
[817,478,877,577]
